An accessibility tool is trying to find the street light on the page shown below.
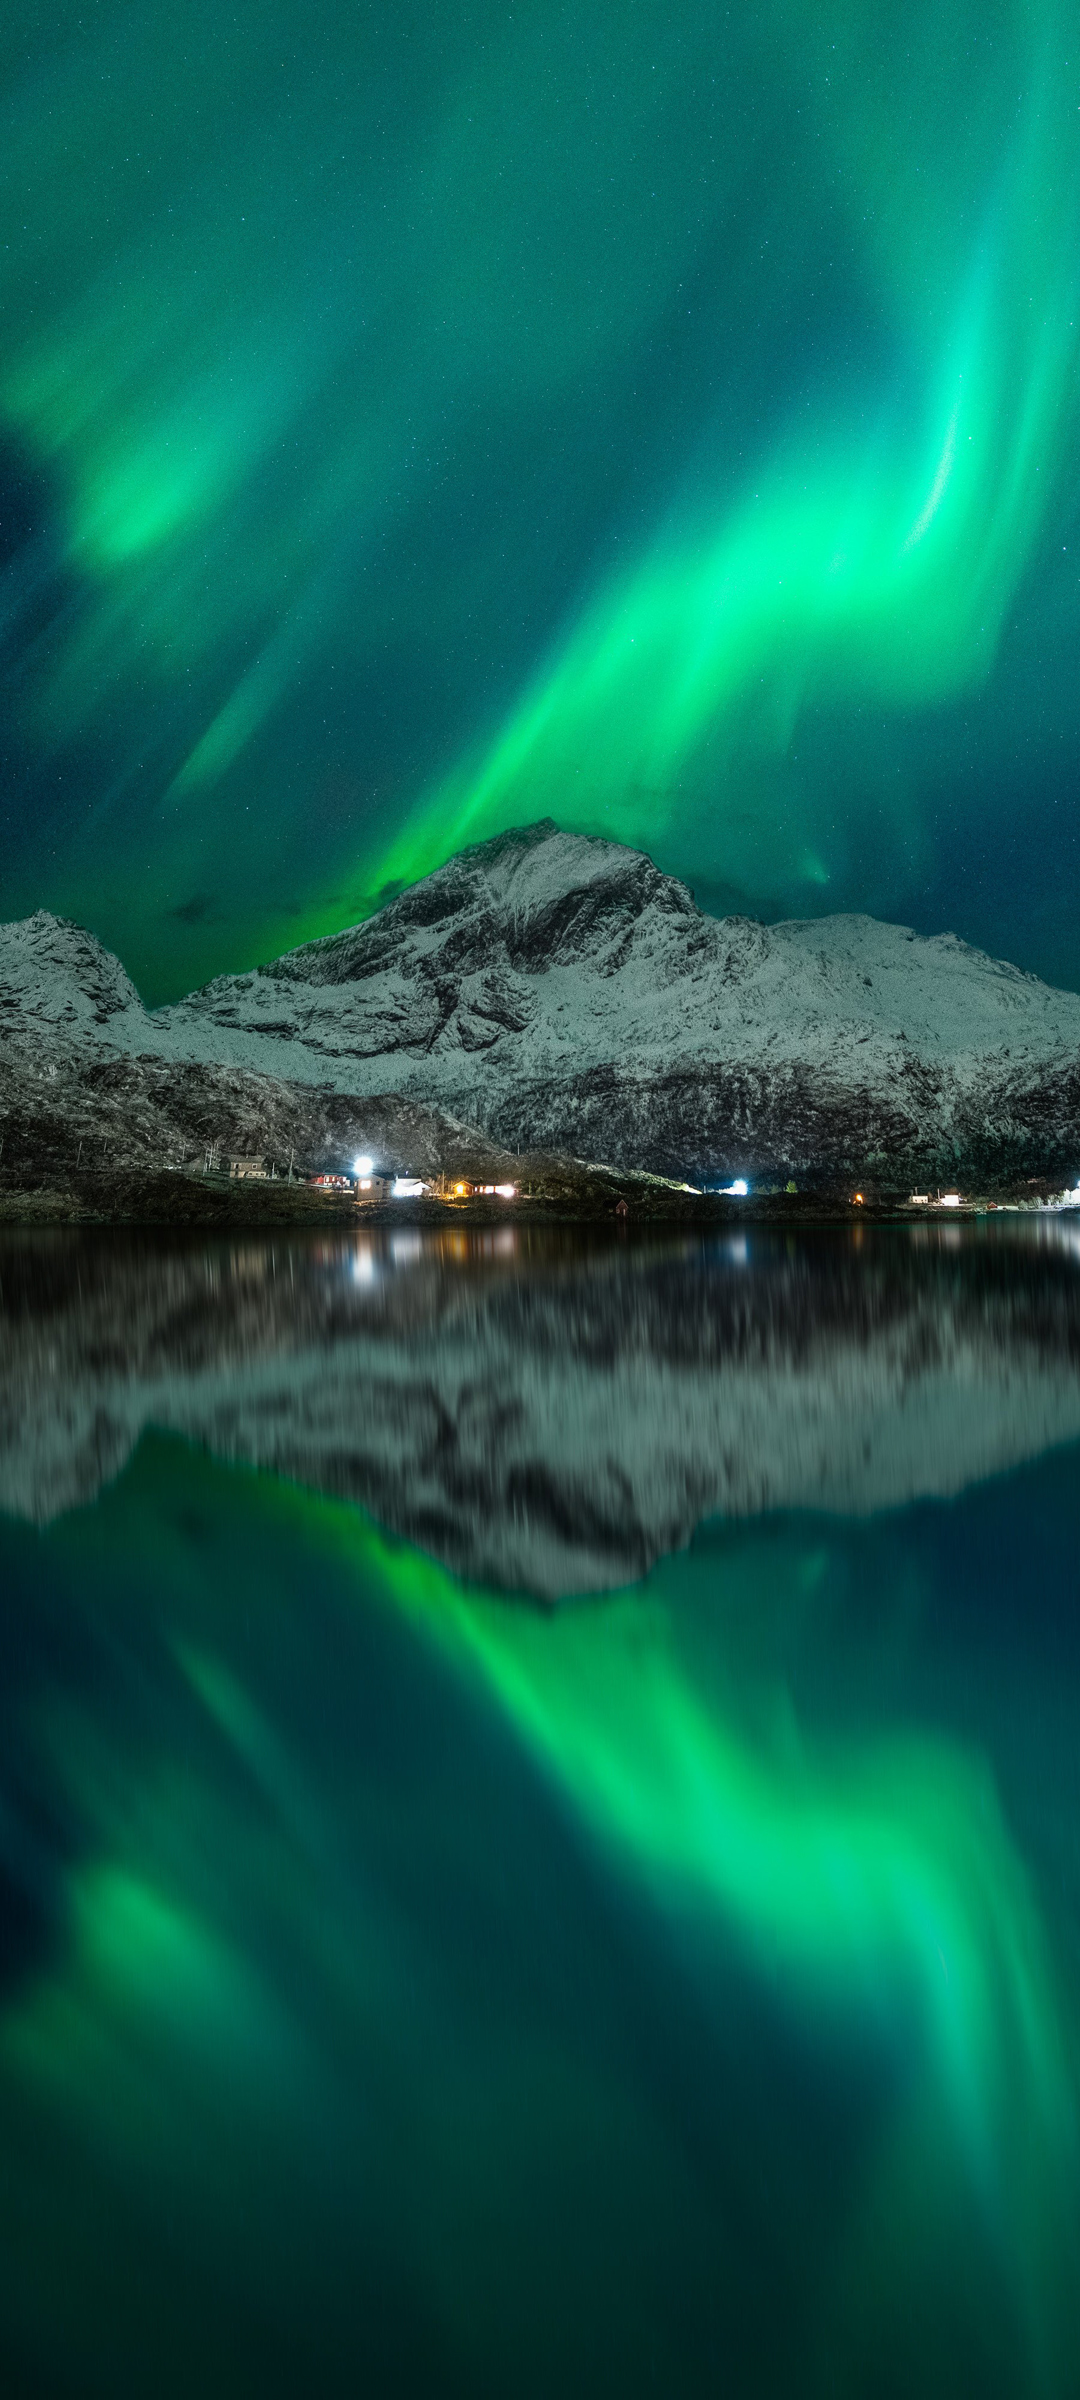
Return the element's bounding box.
[353,1154,374,1178]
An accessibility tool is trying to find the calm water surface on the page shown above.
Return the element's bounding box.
[1,1219,1080,2398]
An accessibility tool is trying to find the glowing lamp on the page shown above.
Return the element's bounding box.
[353,1155,374,1178]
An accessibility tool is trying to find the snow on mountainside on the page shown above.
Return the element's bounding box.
[0,909,149,1043]
[3,822,1080,1182]
[169,820,1080,1078]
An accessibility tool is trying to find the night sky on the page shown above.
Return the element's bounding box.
[2,0,1080,1001]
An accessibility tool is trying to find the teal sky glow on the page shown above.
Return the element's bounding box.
[1,2,1079,994]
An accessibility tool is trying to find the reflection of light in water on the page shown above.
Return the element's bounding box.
[727,1234,749,1266]
[1029,1216,1080,1262]
[361,1522,1080,2369]
[227,1246,268,1282]
[467,1230,518,1261]
[350,1243,376,1285]
[390,1233,422,1266]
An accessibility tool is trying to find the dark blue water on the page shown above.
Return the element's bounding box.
[1,1220,1079,2397]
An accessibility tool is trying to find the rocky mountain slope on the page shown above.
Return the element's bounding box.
[3,1222,1080,1595]
[4,821,1080,1183]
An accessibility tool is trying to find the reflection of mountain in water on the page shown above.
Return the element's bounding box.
[3,1222,1080,1597]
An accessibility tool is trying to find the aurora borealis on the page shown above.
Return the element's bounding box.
[3,2,1080,996]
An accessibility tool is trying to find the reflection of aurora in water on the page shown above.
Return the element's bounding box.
[1,1427,1079,2395]
[384,1532,1080,2390]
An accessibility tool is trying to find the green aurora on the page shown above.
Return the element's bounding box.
[3,1434,1080,2394]
[2,2,1080,995]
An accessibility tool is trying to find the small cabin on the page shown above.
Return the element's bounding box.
[228,1155,269,1180]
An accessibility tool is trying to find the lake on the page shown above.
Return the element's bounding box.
[1,1218,1079,2397]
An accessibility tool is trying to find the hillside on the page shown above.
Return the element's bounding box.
[3,821,1080,1185]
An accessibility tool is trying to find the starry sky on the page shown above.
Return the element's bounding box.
[2,0,1080,1001]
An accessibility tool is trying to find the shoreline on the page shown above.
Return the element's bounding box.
[0,1166,1071,1231]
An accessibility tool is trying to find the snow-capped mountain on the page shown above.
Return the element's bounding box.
[4,820,1080,1182]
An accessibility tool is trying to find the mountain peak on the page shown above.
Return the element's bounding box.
[5,826,1080,1187]
[462,819,671,916]
[387,818,666,918]
[0,909,146,1028]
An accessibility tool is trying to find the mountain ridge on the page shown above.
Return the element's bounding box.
[3,822,1080,1185]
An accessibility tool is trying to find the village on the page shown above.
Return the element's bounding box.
[224,1150,520,1204]
[218,1149,1080,1215]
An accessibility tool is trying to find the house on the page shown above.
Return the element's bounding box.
[228,1155,270,1179]
[430,1176,517,1200]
